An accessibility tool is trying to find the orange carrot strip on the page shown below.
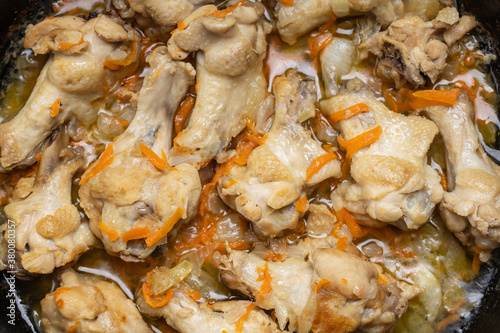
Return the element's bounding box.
[436,314,461,331]
[51,98,61,117]
[121,226,151,243]
[294,196,308,212]
[235,303,256,333]
[337,125,382,160]
[378,272,388,284]
[313,278,330,292]
[140,143,175,171]
[336,208,367,239]
[142,282,175,308]
[174,96,196,134]
[177,21,186,31]
[145,207,184,247]
[336,237,348,251]
[58,37,84,51]
[68,321,79,333]
[308,15,335,58]
[79,144,114,185]
[330,103,370,123]
[305,153,338,181]
[256,263,273,299]
[53,287,72,299]
[98,221,120,242]
[410,89,460,109]
[277,0,294,6]
[212,0,247,18]
[104,40,138,70]
[188,290,202,301]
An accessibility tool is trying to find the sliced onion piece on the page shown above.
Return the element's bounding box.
[150,260,193,295]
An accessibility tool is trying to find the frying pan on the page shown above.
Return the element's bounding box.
[0,0,499,332]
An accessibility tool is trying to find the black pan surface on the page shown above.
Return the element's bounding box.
[0,0,499,332]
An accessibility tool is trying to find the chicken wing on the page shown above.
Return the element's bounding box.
[212,236,417,332]
[167,3,270,167]
[0,15,139,170]
[79,47,201,261]
[422,93,500,261]
[3,129,97,274]
[320,79,443,229]
[41,269,151,333]
[218,70,341,236]
[137,283,283,333]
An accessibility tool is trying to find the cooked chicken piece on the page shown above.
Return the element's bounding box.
[306,204,337,238]
[421,93,500,262]
[79,47,201,261]
[2,129,97,274]
[41,269,151,333]
[137,283,283,333]
[112,0,216,29]
[274,0,403,45]
[320,38,356,98]
[320,79,443,229]
[218,71,341,236]
[358,7,476,87]
[167,3,270,167]
[212,237,415,332]
[0,15,139,170]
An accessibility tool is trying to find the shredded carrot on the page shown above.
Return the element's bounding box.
[121,225,151,243]
[212,1,247,18]
[308,15,335,58]
[79,144,114,185]
[51,98,61,117]
[68,321,79,333]
[188,290,202,301]
[58,36,84,51]
[439,171,449,191]
[140,143,176,171]
[305,153,338,181]
[177,21,186,31]
[337,125,382,160]
[224,179,238,189]
[313,278,331,292]
[277,0,294,6]
[142,282,175,308]
[174,96,196,134]
[336,237,348,251]
[235,303,256,333]
[53,287,72,298]
[384,89,399,112]
[104,40,139,70]
[294,196,308,212]
[256,263,273,299]
[378,272,388,284]
[341,278,347,285]
[330,103,370,123]
[448,301,466,314]
[454,80,477,102]
[335,208,367,239]
[411,88,460,108]
[265,252,286,262]
[98,221,120,242]
[145,207,184,247]
[436,313,461,331]
[472,253,481,275]
[0,190,8,206]
[331,221,344,237]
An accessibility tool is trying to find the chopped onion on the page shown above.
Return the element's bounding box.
[224,300,253,323]
[411,264,442,321]
[330,0,350,18]
[403,0,440,20]
[150,260,193,295]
